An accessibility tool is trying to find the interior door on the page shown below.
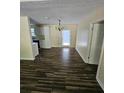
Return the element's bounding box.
[88,23,104,64]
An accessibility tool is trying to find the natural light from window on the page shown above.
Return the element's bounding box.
[31,28,36,37]
[62,30,70,46]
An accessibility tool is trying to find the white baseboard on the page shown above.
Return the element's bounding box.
[96,76,104,90]
[75,47,87,63]
[88,62,99,65]
[20,57,35,60]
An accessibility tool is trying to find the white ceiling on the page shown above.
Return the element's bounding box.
[20,0,104,24]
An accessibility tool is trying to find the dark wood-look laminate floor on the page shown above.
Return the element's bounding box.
[20,48,103,93]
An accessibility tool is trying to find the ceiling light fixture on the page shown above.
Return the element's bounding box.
[56,19,64,31]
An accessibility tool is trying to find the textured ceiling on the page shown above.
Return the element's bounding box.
[20,0,104,24]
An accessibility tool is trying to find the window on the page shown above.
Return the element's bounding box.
[62,30,70,46]
[31,28,36,37]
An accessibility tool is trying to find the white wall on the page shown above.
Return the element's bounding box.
[20,16,34,60]
[50,25,60,47]
[76,7,104,63]
[96,42,104,90]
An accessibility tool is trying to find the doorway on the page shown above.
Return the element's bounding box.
[62,30,71,47]
[88,21,104,64]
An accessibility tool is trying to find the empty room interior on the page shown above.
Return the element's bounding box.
[20,0,104,93]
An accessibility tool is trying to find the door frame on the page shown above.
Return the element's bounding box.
[88,23,94,63]
[88,20,104,64]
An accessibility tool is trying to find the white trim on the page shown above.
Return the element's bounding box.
[88,62,98,65]
[96,76,104,90]
[75,47,88,63]
[20,57,35,60]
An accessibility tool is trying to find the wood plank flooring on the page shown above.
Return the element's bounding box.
[20,48,103,93]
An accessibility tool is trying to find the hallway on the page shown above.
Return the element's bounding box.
[20,48,103,93]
